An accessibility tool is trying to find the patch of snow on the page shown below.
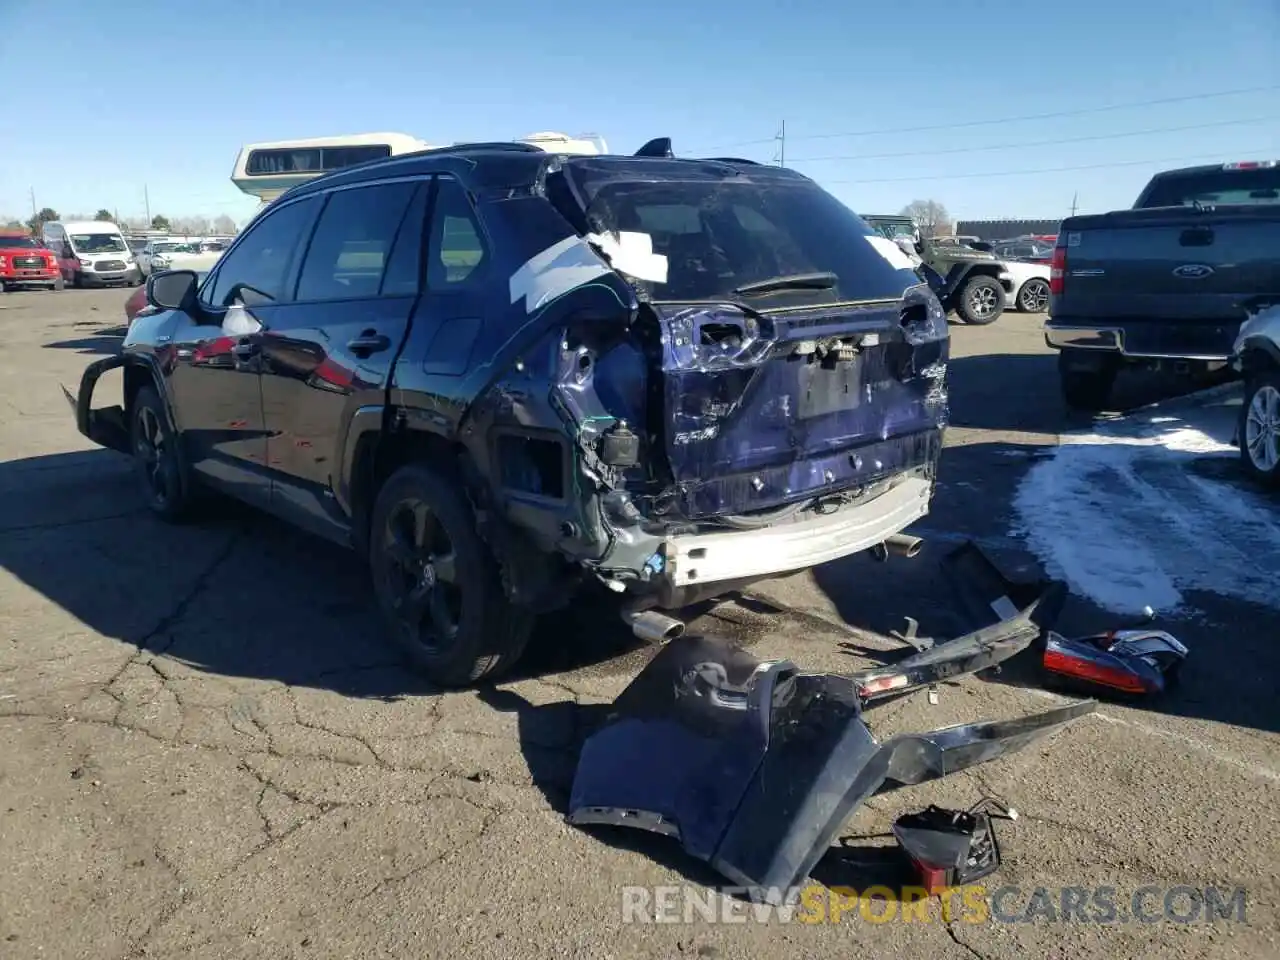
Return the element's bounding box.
[1012,397,1280,616]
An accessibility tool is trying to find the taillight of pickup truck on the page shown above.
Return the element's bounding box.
[1049,245,1066,296]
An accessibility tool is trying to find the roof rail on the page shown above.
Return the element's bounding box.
[437,141,546,155]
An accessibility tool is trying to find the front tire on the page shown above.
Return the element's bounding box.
[1017,278,1050,313]
[1239,370,1280,487]
[131,385,194,521]
[955,274,1005,324]
[369,464,533,687]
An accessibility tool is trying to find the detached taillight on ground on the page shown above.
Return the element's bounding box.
[1049,246,1067,295]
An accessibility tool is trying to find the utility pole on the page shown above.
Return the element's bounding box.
[29,186,36,219]
[144,184,151,225]
[776,120,786,167]
[1069,191,1079,217]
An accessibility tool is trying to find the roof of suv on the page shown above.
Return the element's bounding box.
[279,141,814,204]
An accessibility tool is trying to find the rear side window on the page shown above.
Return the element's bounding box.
[207,196,319,306]
[295,180,420,301]
[1136,166,1280,208]
[561,168,918,303]
[428,176,487,286]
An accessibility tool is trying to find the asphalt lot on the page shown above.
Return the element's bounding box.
[1,287,1277,960]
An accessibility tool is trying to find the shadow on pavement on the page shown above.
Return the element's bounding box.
[42,332,125,355]
[0,449,653,703]
[945,352,1237,435]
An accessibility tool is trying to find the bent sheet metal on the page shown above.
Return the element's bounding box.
[567,600,1095,903]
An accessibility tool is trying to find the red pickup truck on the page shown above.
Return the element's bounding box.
[0,231,62,291]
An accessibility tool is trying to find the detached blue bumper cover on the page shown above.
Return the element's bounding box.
[62,354,131,454]
[568,606,1094,901]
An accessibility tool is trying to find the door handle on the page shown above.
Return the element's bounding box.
[347,330,392,355]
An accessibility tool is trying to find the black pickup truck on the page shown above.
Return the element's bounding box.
[1045,160,1280,409]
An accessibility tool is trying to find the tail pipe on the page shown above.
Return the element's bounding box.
[871,533,925,562]
[623,609,686,643]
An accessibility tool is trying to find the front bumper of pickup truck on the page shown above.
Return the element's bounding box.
[1044,321,1236,362]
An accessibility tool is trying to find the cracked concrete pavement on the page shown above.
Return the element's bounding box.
[1,288,1277,959]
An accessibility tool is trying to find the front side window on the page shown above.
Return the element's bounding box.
[206,196,319,306]
[295,180,420,301]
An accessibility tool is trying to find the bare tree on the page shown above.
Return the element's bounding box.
[210,214,238,235]
[170,216,211,237]
[899,200,952,239]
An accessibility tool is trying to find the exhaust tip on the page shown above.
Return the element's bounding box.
[623,609,687,644]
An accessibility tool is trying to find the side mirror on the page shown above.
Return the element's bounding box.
[147,269,198,312]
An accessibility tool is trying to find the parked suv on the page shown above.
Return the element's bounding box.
[860,215,1010,324]
[68,141,950,685]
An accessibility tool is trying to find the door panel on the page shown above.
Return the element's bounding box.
[166,195,322,505]
[258,179,427,536]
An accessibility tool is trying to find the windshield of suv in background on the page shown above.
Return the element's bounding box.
[1137,167,1280,208]
[71,234,127,253]
[564,173,919,304]
[867,221,917,240]
[0,236,39,248]
[155,242,195,254]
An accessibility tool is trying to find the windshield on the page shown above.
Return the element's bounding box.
[868,220,917,241]
[0,236,39,249]
[561,167,919,303]
[71,233,127,254]
[1137,166,1280,208]
[155,242,195,254]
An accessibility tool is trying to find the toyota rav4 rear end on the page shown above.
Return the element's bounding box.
[489,154,949,620]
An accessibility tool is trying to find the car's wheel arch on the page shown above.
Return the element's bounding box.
[1237,336,1280,376]
[119,354,180,434]
[341,408,472,560]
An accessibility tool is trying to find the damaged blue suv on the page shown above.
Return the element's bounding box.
[67,137,950,686]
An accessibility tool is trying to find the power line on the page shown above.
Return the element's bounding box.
[692,84,1280,151]
[788,115,1278,164]
[819,148,1277,185]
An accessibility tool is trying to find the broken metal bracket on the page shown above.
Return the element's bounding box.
[890,616,935,652]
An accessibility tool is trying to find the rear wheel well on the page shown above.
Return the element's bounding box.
[350,423,469,555]
[1240,344,1279,377]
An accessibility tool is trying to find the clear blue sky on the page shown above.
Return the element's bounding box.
[1,0,1276,227]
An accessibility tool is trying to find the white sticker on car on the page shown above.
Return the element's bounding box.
[509,235,611,314]
[586,231,668,284]
[865,235,917,272]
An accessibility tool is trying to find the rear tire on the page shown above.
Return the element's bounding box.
[955,274,1005,324]
[130,385,195,521]
[1016,278,1050,313]
[369,463,533,687]
[1059,350,1117,411]
[1239,369,1280,487]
